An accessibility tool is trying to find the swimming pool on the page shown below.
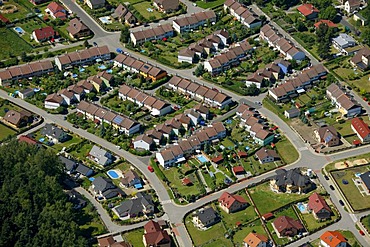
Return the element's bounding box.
[99,16,112,24]
[197,155,207,163]
[39,138,45,142]
[14,27,25,35]
[107,170,119,179]
[296,202,306,213]
[89,177,95,182]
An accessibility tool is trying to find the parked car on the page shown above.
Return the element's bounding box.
[93,42,98,47]
[72,124,79,129]
[147,165,154,172]
[359,230,365,236]
[329,185,335,190]
[324,175,329,180]
[339,200,344,206]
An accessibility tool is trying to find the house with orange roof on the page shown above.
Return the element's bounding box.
[243,232,269,247]
[218,192,248,213]
[314,20,337,29]
[320,231,347,247]
[351,117,370,143]
[297,3,319,20]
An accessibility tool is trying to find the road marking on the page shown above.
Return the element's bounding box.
[298,147,308,151]
[350,214,357,223]
[325,156,331,162]
[161,200,172,204]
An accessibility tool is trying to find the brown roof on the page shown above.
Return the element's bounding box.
[66,18,90,36]
[154,0,179,11]
[308,192,331,214]
[273,216,304,235]
[243,233,269,247]
[168,76,182,86]
[255,147,279,161]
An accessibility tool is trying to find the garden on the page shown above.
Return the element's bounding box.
[331,165,370,211]
[310,230,361,247]
[0,28,32,60]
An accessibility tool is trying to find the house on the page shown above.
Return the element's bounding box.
[3,109,31,128]
[353,12,368,26]
[297,3,319,20]
[274,59,291,74]
[55,46,110,71]
[194,104,210,120]
[18,88,35,99]
[153,0,179,13]
[130,24,174,46]
[214,29,230,45]
[46,2,67,20]
[332,33,357,55]
[113,192,155,219]
[307,193,332,220]
[92,176,124,200]
[351,117,370,143]
[85,0,105,9]
[98,236,132,247]
[284,108,300,119]
[32,26,58,43]
[326,83,362,117]
[59,155,78,174]
[320,231,347,247]
[41,123,69,143]
[89,145,113,166]
[145,129,164,145]
[120,170,142,188]
[67,18,92,39]
[315,126,341,147]
[44,93,66,109]
[218,192,248,214]
[143,220,171,247]
[193,207,219,228]
[112,4,136,25]
[255,147,280,164]
[66,191,87,210]
[350,46,370,71]
[243,232,269,247]
[172,10,216,33]
[224,0,261,29]
[344,0,361,14]
[58,88,76,105]
[75,163,94,177]
[314,20,337,30]
[178,48,196,64]
[272,216,304,238]
[133,134,155,151]
[270,168,313,193]
[360,171,370,193]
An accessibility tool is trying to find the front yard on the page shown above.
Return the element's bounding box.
[0,123,17,141]
[123,228,145,247]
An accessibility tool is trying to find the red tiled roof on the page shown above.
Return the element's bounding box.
[351,118,370,139]
[218,192,247,209]
[320,231,347,247]
[182,177,192,185]
[211,155,224,163]
[238,151,248,158]
[232,166,245,174]
[297,3,319,17]
[307,192,331,214]
[314,20,337,28]
[33,26,56,40]
[18,135,38,145]
[262,212,274,220]
[0,14,10,23]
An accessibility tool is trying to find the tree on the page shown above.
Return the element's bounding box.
[295,20,307,32]
[319,6,337,21]
[120,25,130,43]
[83,40,89,48]
[0,141,89,247]
[21,51,29,62]
[361,27,370,46]
[194,64,205,77]
[86,92,97,101]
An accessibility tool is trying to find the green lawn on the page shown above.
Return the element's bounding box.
[218,193,258,229]
[79,205,107,237]
[0,28,32,60]
[331,165,370,211]
[70,142,93,161]
[132,1,162,20]
[1,1,33,21]
[17,18,48,44]
[52,134,83,152]
[185,213,232,247]
[248,183,313,215]
[123,228,145,247]
[275,137,299,164]
[300,205,339,233]
[361,215,370,233]
[0,123,17,141]
[195,0,224,9]
[232,219,267,244]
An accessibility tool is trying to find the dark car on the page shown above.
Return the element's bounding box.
[72,124,79,129]
[339,200,344,206]
[324,175,329,180]
[143,23,150,27]
[93,42,98,47]
[329,185,335,190]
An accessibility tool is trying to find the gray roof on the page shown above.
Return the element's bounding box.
[89,0,105,6]
[59,155,77,171]
[360,171,370,190]
[75,163,93,176]
[333,33,356,47]
[41,124,67,140]
[93,176,116,192]
[115,192,154,217]
[286,108,300,115]
[196,207,218,225]
[273,168,311,187]
[89,145,112,165]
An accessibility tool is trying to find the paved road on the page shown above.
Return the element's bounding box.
[250,4,320,65]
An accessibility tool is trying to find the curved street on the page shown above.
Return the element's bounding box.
[5,1,370,246]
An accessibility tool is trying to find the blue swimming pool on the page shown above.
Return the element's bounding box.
[107,170,119,179]
[297,202,306,213]
[39,138,45,142]
[14,27,25,35]
[197,155,207,163]
[89,177,95,182]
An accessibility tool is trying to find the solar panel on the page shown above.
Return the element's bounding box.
[324,134,333,143]
[113,116,124,124]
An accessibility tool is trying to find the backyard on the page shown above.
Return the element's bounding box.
[232,219,267,244]
[274,136,299,165]
[248,182,314,215]
[331,165,370,211]
[0,123,17,141]
[123,228,145,247]
[0,28,33,60]
[310,230,361,247]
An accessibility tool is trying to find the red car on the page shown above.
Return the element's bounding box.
[270,126,278,131]
[147,165,154,173]
[359,230,365,236]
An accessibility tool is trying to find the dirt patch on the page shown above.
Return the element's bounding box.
[290,119,317,144]
[334,159,369,169]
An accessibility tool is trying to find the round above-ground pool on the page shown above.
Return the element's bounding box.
[107,170,119,179]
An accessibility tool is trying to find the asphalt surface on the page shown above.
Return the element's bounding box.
[6,1,370,246]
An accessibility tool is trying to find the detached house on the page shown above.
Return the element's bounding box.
[113,192,155,219]
[46,2,67,20]
[351,117,370,143]
[112,4,136,25]
[218,192,248,214]
[332,33,358,55]
[92,176,124,200]
[3,109,31,128]
[243,232,269,247]
[41,123,70,143]
[307,193,332,220]
[85,0,105,9]
[270,168,313,194]
[153,0,179,13]
[143,220,171,247]
[89,145,113,166]
[320,231,347,247]
[315,126,340,147]
[120,170,142,188]
[193,207,219,229]
[297,3,319,20]
[344,0,361,14]
[32,26,58,43]
[350,46,370,71]
[272,216,304,238]
[67,18,92,39]
[255,147,280,164]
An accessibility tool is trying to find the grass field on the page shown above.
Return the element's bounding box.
[300,206,338,233]
[232,219,267,244]
[1,1,33,21]
[0,123,17,141]
[185,213,233,247]
[275,136,299,164]
[123,228,145,247]
[195,0,224,9]
[248,183,312,215]
[331,165,370,211]
[0,28,32,60]
[132,1,162,20]
[52,135,83,152]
